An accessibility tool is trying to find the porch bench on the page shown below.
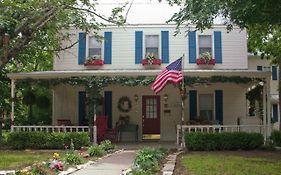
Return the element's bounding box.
[118,124,138,142]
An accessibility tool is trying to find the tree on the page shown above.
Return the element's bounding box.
[167,0,281,130]
[0,0,126,69]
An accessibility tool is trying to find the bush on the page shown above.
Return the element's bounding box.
[64,152,84,165]
[132,147,167,174]
[7,132,90,149]
[185,132,264,151]
[88,145,105,157]
[270,130,281,146]
[99,140,115,152]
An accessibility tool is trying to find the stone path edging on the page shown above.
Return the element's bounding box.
[59,149,124,175]
[162,151,182,175]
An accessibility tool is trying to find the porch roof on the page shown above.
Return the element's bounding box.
[7,69,271,80]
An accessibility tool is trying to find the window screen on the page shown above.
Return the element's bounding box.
[145,35,159,58]
[89,36,102,59]
[199,35,212,56]
[199,94,213,121]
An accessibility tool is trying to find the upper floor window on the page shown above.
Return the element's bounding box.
[88,36,102,59]
[199,94,213,121]
[145,35,159,58]
[199,35,212,56]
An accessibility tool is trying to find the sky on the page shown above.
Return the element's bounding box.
[95,0,181,24]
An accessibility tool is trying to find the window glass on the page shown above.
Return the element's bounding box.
[145,35,159,58]
[145,98,157,119]
[199,94,213,121]
[89,36,102,59]
[199,35,212,56]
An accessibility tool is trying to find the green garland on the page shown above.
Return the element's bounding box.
[117,96,132,113]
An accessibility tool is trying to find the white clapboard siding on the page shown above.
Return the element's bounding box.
[53,24,247,70]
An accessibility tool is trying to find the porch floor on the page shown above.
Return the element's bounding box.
[115,141,177,150]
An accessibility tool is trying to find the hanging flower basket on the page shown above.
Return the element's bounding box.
[141,58,162,65]
[84,59,104,66]
[196,58,216,65]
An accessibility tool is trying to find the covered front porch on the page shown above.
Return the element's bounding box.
[7,69,272,146]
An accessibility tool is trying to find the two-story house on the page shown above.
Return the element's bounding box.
[8,24,272,143]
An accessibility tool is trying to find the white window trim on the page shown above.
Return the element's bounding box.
[86,35,104,59]
[197,92,215,121]
[197,34,214,59]
[143,33,161,59]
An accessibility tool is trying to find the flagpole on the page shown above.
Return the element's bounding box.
[181,54,185,147]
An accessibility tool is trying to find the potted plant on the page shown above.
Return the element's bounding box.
[196,52,215,65]
[141,53,161,65]
[84,55,104,66]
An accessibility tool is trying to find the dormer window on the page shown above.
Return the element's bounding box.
[145,35,159,59]
[199,35,212,56]
[88,36,102,59]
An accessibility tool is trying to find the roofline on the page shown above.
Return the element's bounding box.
[7,69,271,80]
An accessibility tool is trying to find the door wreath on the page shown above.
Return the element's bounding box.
[117,96,132,113]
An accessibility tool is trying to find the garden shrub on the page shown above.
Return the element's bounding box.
[88,145,105,157]
[132,147,167,175]
[7,132,90,149]
[99,140,115,152]
[64,152,84,165]
[185,132,263,151]
[270,130,281,146]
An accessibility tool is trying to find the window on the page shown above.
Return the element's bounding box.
[199,94,213,121]
[88,36,102,59]
[199,35,212,56]
[145,98,157,119]
[145,35,159,58]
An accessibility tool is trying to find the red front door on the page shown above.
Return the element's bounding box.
[142,96,160,140]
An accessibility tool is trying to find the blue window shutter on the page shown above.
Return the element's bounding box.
[272,66,277,80]
[189,90,197,120]
[188,31,196,63]
[214,31,222,64]
[78,91,86,125]
[104,32,112,64]
[104,91,112,128]
[161,31,169,63]
[215,90,223,124]
[273,104,278,122]
[257,66,263,71]
[78,32,86,65]
[135,31,143,64]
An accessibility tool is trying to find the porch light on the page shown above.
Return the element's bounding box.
[134,94,139,102]
[164,94,168,103]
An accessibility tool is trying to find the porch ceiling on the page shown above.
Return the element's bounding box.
[7,69,271,80]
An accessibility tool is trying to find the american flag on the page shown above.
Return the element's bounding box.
[152,57,183,94]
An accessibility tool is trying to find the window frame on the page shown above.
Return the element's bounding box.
[144,33,161,59]
[86,35,103,59]
[197,34,214,59]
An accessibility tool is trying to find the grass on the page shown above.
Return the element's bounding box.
[0,150,64,170]
[181,154,281,175]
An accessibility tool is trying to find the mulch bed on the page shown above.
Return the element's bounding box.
[174,150,281,175]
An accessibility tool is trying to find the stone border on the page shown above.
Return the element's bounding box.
[162,151,182,175]
[0,149,124,175]
[59,149,124,175]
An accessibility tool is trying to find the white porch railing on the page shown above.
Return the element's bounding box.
[11,125,97,144]
[176,124,265,147]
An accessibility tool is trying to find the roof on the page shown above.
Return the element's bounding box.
[7,69,271,80]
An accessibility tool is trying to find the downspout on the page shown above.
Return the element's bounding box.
[10,79,15,131]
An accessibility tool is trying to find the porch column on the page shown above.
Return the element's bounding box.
[262,80,267,139]
[11,79,15,131]
[266,76,271,138]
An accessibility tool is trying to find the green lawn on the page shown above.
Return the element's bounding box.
[0,150,64,170]
[181,153,281,175]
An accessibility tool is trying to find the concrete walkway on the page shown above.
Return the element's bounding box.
[71,150,136,175]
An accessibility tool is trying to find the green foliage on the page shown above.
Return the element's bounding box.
[64,152,84,165]
[185,132,264,151]
[99,140,115,152]
[132,147,167,174]
[88,145,105,157]
[270,130,281,146]
[7,132,90,149]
